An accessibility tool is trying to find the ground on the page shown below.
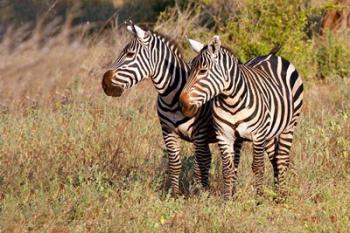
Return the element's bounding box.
[0,35,349,232]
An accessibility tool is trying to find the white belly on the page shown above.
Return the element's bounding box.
[236,122,253,140]
[176,117,195,138]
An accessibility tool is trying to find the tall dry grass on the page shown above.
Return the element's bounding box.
[0,15,129,112]
[0,14,349,232]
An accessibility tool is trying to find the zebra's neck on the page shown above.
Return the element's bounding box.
[221,61,251,112]
[149,34,189,107]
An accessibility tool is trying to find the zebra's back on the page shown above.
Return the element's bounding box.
[245,54,303,131]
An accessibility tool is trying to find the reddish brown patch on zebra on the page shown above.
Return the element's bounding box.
[102,70,124,97]
[179,91,197,117]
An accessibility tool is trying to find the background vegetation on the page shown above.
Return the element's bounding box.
[0,0,349,232]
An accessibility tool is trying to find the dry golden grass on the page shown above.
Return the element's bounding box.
[0,22,349,232]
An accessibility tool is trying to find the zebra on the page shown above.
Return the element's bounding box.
[102,22,217,196]
[180,36,304,201]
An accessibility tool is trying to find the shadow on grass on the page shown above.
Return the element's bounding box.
[157,150,196,199]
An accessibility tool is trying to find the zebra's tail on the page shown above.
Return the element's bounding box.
[269,44,282,55]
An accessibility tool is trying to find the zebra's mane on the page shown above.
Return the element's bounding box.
[201,44,242,64]
[219,46,242,64]
[149,30,184,60]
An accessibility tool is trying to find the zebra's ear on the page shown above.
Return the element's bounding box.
[208,35,221,55]
[134,24,146,39]
[125,21,146,39]
[125,20,136,34]
[188,38,204,53]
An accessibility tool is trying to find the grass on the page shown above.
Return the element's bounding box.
[0,23,350,232]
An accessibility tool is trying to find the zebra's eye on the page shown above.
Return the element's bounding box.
[198,69,206,75]
[125,52,135,58]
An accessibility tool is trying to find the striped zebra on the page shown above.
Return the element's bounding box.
[180,36,304,201]
[102,22,217,196]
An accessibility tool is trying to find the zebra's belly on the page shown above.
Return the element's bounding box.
[175,118,195,141]
[235,123,254,140]
[175,118,216,143]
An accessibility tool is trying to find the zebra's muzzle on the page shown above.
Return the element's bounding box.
[102,70,124,97]
[179,92,197,117]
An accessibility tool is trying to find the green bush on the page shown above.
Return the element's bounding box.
[316,31,350,78]
[205,0,317,79]
[170,0,350,79]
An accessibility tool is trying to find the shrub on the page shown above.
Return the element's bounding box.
[202,0,317,78]
[162,0,350,79]
[315,31,350,78]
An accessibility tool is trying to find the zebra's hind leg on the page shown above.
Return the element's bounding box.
[265,137,279,187]
[164,133,182,197]
[252,140,266,197]
[232,138,243,195]
[193,142,212,193]
[274,129,294,203]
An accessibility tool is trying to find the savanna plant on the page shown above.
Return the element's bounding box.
[214,0,316,78]
[316,30,350,78]
[175,0,350,79]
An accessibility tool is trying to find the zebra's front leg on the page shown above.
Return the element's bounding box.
[232,138,243,195]
[218,136,235,200]
[193,142,212,190]
[252,140,266,197]
[163,133,182,197]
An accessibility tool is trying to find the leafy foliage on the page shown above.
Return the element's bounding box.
[165,0,350,79]
[316,31,350,78]
[223,0,316,78]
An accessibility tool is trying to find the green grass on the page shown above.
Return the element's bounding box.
[0,78,349,232]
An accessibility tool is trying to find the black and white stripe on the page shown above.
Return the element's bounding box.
[180,36,303,200]
[102,23,216,196]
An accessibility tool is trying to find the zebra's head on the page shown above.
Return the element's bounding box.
[180,35,234,117]
[102,22,153,97]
